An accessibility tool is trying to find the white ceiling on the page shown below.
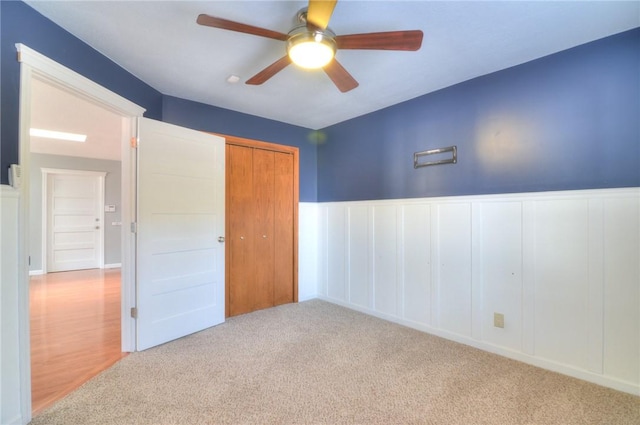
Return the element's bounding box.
[30,78,123,161]
[25,0,640,132]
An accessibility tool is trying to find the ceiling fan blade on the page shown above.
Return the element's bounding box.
[246,56,292,85]
[307,0,337,30]
[323,59,359,93]
[336,30,423,51]
[197,14,288,41]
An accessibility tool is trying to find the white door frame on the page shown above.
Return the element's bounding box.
[16,43,145,422]
[41,168,107,273]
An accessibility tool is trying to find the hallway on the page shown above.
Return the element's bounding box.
[30,268,126,415]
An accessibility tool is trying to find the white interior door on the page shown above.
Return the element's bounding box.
[46,170,105,272]
[136,117,225,351]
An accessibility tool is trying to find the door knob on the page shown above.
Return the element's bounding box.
[95,226,100,230]
[218,236,225,243]
[262,234,267,239]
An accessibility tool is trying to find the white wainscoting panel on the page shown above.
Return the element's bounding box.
[373,205,398,316]
[326,205,347,302]
[298,203,319,301]
[347,206,370,308]
[479,201,523,352]
[602,197,640,383]
[533,200,590,370]
[586,198,604,374]
[317,206,328,298]
[316,188,640,395]
[401,204,431,326]
[436,203,472,337]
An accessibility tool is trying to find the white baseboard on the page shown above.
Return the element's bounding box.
[298,293,318,302]
[30,266,122,275]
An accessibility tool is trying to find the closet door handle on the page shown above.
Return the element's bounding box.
[218,236,225,243]
[262,234,267,239]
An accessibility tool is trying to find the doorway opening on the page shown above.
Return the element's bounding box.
[27,77,125,414]
[17,43,144,422]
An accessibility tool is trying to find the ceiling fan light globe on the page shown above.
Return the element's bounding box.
[289,41,334,69]
[287,29,336,69]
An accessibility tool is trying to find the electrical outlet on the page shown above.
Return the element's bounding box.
[494,313,505,328]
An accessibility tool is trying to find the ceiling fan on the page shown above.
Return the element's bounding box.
[197,0,423,93]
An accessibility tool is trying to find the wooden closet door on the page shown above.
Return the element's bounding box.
[223,134,299,318]
[273,152,294,305]
[252,149,275,311]
[227,144,255,316]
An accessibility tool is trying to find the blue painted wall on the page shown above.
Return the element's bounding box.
[162,96,318,202]
[2,1,638,202]
[318,28,640,201]
[1,1,317,200]
[0,1,163,184]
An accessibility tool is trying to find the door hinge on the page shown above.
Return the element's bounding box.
[130,222,137,233]
[130,137,138,148]
[131,307,138,319]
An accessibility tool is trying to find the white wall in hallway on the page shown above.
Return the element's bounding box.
[314,188,640,395]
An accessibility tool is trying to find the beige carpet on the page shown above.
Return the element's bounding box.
[31,300,639,425]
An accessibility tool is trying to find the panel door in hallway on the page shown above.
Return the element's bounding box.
[46,171,105,272]
[226,137,298,317]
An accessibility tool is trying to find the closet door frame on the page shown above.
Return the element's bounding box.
[219,134,299,317]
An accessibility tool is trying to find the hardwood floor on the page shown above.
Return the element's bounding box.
[30,268,126,415]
